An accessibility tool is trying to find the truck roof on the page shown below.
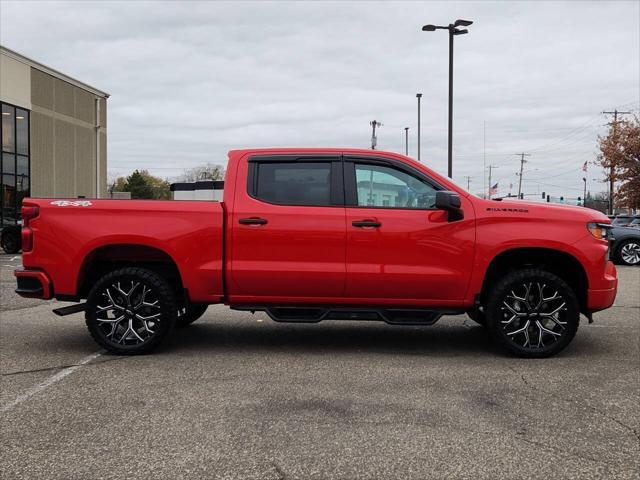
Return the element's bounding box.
[228,147,403,157]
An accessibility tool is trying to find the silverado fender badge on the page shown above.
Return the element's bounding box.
[50,200,93,207]
[486,207,529,213]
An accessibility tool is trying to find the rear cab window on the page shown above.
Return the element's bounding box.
[247,156,343,206]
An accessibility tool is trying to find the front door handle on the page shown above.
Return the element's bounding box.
[239,217,268,225]
[352,220,381,228]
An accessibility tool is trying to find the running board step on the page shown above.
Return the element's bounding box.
[52,303,86,316]
[254,307,453,325]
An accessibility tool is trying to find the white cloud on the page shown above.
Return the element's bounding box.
[1,0,638,197]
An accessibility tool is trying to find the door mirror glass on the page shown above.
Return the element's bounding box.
[435,191,463,221]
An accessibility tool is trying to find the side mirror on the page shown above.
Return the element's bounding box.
[435,191,464,222]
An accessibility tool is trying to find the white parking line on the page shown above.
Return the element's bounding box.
[0,351,102,414]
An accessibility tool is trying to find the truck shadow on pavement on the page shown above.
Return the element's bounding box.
[166,319,507,357]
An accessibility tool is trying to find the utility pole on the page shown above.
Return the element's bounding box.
[370,120,382,150]
[404,127,409,156]
[515,153,531,199]
[487,165,498,199]
[464,175,472,190]
[416,93,422,161]
[602,109,632,214]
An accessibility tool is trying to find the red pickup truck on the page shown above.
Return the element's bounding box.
[15,148,617,358]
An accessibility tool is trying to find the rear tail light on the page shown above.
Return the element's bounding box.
[21,205,38,252]
[21,205,39,227]
[21,228,33,252]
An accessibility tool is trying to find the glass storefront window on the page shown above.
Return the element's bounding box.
[2,174,16,223]
[16,109,29,155]
[17,155,28,176]
[2,153,16,174]
[2,104,15,153]
[1,103,29,226]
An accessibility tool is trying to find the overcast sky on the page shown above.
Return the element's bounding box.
[1,0,639,198]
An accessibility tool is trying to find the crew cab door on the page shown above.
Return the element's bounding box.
[343,156,475,304]
[229,154,346,300]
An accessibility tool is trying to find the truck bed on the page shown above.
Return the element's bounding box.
[21,199,225,303]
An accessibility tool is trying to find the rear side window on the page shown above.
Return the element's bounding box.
[254,162,332,206]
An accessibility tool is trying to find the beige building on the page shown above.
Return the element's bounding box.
[1,45,108,227]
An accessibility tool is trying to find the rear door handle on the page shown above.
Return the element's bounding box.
[239,217,268,225]
[352,220,381,228]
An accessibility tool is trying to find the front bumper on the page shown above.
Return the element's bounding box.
[14,268,52,299]
[587,260,617,312]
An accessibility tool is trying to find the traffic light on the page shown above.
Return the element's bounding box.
[541,192,545,198]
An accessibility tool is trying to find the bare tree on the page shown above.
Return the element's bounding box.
[179,163,225,182]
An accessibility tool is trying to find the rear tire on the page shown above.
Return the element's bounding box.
[485,268,579,358]
[176,304,208,327]
[85,267,177,355]
[1,228,20,254]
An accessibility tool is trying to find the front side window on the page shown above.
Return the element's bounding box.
[355,163,437,209]
[254,162,332,206]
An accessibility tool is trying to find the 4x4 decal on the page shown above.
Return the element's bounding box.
[50,200,93,207]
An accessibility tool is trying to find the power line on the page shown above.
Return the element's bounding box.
[525,179,584,192]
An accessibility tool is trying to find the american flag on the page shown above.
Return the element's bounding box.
[489,182,498,196]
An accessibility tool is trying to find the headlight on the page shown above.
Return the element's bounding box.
[587,222,610,240]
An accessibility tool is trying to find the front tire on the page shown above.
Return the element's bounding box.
[485,268,579,358]
[85,267,177,355]
[617,239,640,266]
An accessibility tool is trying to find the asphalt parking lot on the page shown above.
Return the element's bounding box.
[1,253,638,480]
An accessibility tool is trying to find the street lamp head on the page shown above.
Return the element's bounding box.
[453,29,469,35]
[454,19,473,27]
[422,24,437,31]
[416,93,422,98]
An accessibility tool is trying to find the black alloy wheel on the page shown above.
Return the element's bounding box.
[85,267,177,354]
[485,269,580,358]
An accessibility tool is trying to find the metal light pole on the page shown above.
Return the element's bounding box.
[416,93,422,161]
[422,19,472,178]
[404,127,409,155]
